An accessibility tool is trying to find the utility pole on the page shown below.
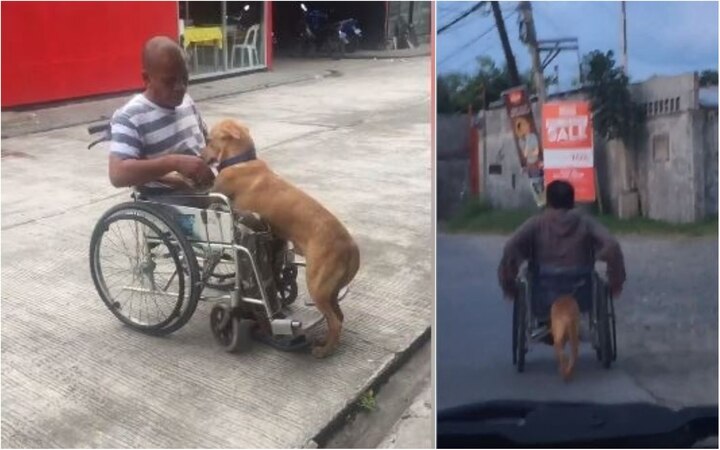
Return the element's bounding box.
[518,1,546,103]
[620,1,628,76]
[491,1,521,86]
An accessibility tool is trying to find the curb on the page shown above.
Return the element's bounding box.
[307,326,432,448]
[341,52,430,60]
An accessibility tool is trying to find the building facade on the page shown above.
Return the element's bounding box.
[2,1,431,109]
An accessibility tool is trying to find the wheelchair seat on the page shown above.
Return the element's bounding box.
[529,265,594,320]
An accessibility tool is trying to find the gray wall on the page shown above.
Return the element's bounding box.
[437,114,470,220]
[704,110,718,216]
[636,110,698,223]
[631,73,716,223]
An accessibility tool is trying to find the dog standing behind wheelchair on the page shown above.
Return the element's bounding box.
[550,294,580,381]
[199,119,361,358]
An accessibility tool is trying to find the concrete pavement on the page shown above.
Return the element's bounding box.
[437,232,718,412]
[1,58,403,139]
[1,58,432,448]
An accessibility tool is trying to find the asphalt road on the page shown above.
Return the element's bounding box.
[437,232,718,411]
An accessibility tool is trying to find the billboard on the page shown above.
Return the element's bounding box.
[541,101,596,202]
[502,86,545,206]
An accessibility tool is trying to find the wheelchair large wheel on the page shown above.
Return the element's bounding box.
[89,202,201,335]
[512,284,528,372]
[608,291,618,362]
[596,282,614,369]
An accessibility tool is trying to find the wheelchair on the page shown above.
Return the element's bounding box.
[87,123,321,352]
[511,261,618,373]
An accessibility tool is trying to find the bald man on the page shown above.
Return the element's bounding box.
[108,36,214,193]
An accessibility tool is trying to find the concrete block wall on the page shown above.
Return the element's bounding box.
[631,73,699,114]
[437,114,470,220]
[638,111,699,223]
[703,109,718,216]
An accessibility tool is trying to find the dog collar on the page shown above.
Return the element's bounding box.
[217,147,257,172]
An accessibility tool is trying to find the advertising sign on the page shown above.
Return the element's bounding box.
[541,101,596,202]
[502,86,545,206]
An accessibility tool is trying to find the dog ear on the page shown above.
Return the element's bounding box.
[227,121,247,141]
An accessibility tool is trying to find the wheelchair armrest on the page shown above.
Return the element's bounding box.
[87,121,111,149]
[88,122,110,135]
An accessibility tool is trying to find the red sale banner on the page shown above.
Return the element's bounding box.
[542,101,596,202]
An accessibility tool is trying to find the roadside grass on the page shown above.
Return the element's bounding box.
[444,199,718,237]
[358,389,377,412]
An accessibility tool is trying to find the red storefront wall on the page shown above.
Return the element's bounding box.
[2,2,177,108]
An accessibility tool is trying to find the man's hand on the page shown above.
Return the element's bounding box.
[172,155,215,188]
[158,172,196,190]
[610,283,622,299]
[500,279,519,302]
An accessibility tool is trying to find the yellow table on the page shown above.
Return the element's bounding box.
[183,26,223,49]
[183,26,223,72]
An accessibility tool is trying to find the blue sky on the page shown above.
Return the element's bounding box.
[437,1,719,90]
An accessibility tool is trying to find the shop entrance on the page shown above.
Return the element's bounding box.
[178,1,267,77]
[271,1,387,58]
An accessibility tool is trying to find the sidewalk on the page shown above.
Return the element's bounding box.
[1,58,402,139]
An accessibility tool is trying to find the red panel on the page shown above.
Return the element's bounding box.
[2,2,177,107]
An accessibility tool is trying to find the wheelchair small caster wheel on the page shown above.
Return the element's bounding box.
[210,305,253,353]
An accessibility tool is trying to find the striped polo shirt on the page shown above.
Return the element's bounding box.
[109,93,208,188]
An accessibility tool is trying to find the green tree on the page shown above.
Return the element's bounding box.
[437,56,557,114]
[437,57,528,113]
[583,50,644,143]
[699,69,718,87]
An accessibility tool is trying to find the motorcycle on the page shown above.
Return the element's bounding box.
[333,18,363,54]
[297,3,362,59]
[296,3,329,56]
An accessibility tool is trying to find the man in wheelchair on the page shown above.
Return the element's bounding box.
[498,180,626,343]
[108,35,214,197]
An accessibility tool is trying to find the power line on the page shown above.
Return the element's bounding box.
[438,3,468,21]
[438,1,487,35]
[439,9,519,67]
[441,39,503,72]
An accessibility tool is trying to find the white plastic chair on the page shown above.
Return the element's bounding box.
[231,24,260,68]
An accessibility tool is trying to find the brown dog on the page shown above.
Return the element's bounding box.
[200,119,360,358]
[550,295,580,381]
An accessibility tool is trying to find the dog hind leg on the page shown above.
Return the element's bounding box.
[311,290,341,358]
[564,318,580,380]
